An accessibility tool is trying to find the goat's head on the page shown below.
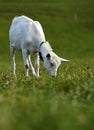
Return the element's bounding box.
[43,52,69,76]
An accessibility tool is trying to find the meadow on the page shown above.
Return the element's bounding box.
[0,0,94,130]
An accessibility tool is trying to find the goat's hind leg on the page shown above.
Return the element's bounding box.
[10,46,16,76]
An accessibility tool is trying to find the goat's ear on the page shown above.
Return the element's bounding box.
[60,58,70,62]
[46,53,51,59]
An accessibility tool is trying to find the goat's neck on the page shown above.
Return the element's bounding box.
[39,42,52,61]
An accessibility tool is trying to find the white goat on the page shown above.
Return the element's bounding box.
[9,15,69,77]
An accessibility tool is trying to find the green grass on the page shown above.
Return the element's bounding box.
[0,0,94,130]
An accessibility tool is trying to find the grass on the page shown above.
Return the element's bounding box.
[0,0,94,130]
[0,64,94,130]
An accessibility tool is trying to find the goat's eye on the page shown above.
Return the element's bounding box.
[50,62,54,67]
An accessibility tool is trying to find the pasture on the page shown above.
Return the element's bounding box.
[0,0,94,129]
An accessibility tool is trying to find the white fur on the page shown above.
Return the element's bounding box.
[9,15,69,77]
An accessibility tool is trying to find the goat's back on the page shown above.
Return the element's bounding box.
[9,15,45,50]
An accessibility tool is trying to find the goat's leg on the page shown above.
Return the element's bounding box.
[10,46,16,76]
[28,55,36,76]
[22,49,29,77]
[34,53,40,77]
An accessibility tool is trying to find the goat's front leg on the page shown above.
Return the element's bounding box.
[28,54,37,76]
[34,53,40,77]
[22,49,29,77]
[10,46,16,76]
